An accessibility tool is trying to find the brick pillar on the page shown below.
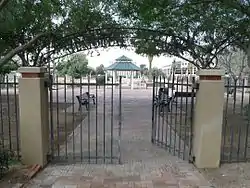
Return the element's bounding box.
[18,67,49,167]
[192,69,225,168]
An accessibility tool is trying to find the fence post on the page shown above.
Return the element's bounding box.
[192,69,224,168]
[18,67,49,167]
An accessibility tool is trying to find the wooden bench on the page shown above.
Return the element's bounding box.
[76,92,96,111]
[174,91,196,98]
[154,88,172,112]
[154,88,196,112]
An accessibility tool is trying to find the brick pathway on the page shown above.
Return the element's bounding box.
[26,89,212,188]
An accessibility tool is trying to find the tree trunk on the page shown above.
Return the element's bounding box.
[148,55,153,82]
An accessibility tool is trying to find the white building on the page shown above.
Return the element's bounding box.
[162,61,198,78]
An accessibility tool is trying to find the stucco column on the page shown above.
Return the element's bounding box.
[192,69,225,168]
[18,67,49,167]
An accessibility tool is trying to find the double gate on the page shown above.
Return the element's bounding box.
[151,76,196,161]
[48,75,122,164]
[47,74,196,164]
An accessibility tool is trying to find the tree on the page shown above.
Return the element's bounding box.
[218,48,247,82]
[151,67,165,77]
[0,0,120,68]
[56,53,91,78]
[0,0,68,67]
[139,64,148,75]
[96,64,105,75]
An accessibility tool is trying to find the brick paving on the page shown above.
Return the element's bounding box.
[25,89,212,188]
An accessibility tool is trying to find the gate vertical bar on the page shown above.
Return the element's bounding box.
[161,77,166,146]
[118,76,122,164]
[56,76,60,157]
[178,78,184,158]
[157,76,161,144]
[103,75,106,163]
[165,77,170,148]
[6,76,12,151]
[189,77,195,162]
[64,76,68,159]
[49,74,54,160]
[88,76,91,163]
[237,79,245,161]
[0,80,3,149]
[111,77,114,163]
[14,76,20,159]
[229,80,237,161]
[95,76,98,163]
[71,77,75,160]
[183,77,189,160]
[151,76,156,143]
[222,78,230,162]
[173,78,179,155]
[80,77,83,161]
[169,79,173,153]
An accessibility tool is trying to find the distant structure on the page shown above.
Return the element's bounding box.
[162,61,198,79]
[106,55,140,79]
[105,55,141,89]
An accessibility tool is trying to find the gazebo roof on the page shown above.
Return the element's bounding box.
[106,55,140,71]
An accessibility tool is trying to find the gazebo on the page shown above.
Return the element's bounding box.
[105,55,141,89]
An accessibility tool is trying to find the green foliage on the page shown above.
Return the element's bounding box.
[0,61,18,75]
[56,53,91,78]
[1,0,249,71]
[151,67,165,77]
[218,48,247,80]
[0,148,14,179]
[139,64,148,75]
[115,0,246,68]
[0,0,68,66]
[96,64,105,75]
[96,75,106,85]
[0,0,119,67]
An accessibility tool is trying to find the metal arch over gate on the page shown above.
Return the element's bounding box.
[151,76,196,161]
[47,75,122,164]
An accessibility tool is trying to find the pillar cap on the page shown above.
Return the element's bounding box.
[198,69,225,76]
[18,67,47,74]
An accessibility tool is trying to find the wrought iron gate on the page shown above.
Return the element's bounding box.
[151,76,196,161]
[48,75,122,164]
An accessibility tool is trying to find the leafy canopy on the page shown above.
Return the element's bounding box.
[56,53,92,78]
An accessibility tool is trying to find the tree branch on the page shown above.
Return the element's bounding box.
[0,32,50,68]
[0,0,9,11]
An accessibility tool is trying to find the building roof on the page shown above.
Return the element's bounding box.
[106,55,140,71]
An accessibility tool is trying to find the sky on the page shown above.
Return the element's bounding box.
[86,47,182,69]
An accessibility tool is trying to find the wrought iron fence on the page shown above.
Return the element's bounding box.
[0,75,20,178]
[151,76,196,161]
[48,75,122,164]
[221,78,250,163]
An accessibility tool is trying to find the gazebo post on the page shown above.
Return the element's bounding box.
[105,71,108,88]
[131,71,134,90]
